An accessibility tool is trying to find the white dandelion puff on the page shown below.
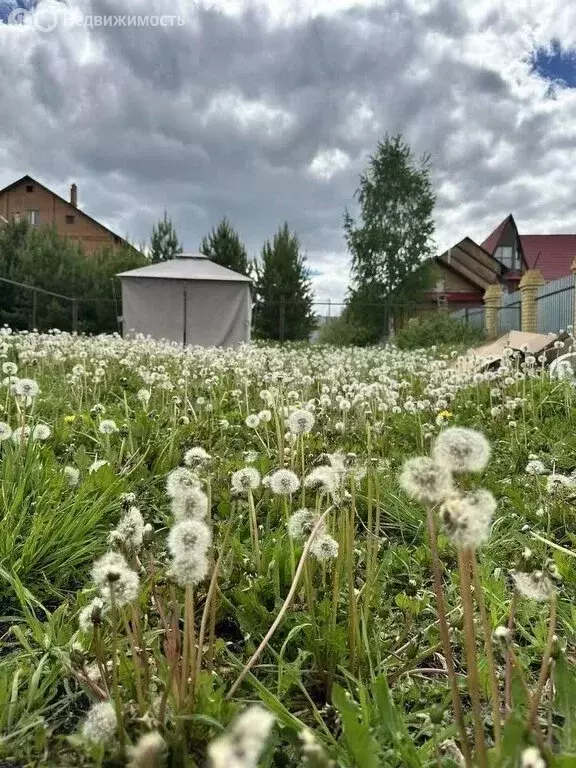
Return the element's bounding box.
[438,491,495,550]
[11,425,31,444]
[398,456,453,505]
[231,467,261,493]
[310,533,339,561]
[432,427,491,473]
[81,701,117,744]
[127,731,165,768]
[287,509,324,540]
[32,424,51,441]
[88,459,109,474]
[0,422,12,441]
[183,446,212,468]
[287,409,315,435]
[245,414,261,429]
[2,362,17,375]
[269,469,300,496]
[167,519,212,562]
[13,378,39,398]
[166,467,201,497]
[78,597,106,632]
[92,551,140,606]
[521,747,546,768]
[525,459,547,475]
[111,506,145,550]
[99,419,118,435]
[64,465,80,487]
[207,705,275,768]
[171,487,209,521]
[511,570,555,602]
[304,466,338,495]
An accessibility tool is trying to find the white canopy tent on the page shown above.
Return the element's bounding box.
[117,253,252,347]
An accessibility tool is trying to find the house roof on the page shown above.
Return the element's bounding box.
[520,235,576,281]
[118,254,251,282]
[480,214,514,255]
[0,174,136,251]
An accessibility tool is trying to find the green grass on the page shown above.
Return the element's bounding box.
[0,334,574,765]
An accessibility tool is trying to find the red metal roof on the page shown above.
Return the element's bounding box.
[480,215,513,255]
[519,235,576,281]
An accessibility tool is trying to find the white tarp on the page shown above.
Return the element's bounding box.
[119,257,252,347]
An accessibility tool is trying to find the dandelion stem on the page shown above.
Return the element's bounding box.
[109,593,125,754]
[122,612,145,715]
[425,508,472,768]
[226,506,333,699]
[247,489,261,573]
[471,557,502,754]
[457,549,488,768]
[504,591,517,713]
[527,592,558,731]
[347,485,358,674]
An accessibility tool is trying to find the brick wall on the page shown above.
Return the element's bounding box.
[0,179,121,255]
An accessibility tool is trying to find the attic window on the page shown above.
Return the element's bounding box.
[496,245,518,271]
[26,185,34,193]
[66,214,75,224]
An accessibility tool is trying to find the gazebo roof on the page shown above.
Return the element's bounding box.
[118,253,251,282]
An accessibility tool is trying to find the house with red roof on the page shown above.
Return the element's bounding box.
[430,214,576,310]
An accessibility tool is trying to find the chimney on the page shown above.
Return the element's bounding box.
[70,183,77,208]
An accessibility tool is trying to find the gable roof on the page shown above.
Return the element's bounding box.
[520,235,576,281]
[0,174,136,251]
[480,214,514,255]
[117,254,251,282]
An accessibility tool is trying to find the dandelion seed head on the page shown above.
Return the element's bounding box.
[511,570,555,602]
[525,459,547,475]
[64,465,80,486]
[2,362,17,375]
[398,456,453,505]
[13,378,39,398]
[304,466,338,495]
[78,597,106,632]
[432,427,491,473]
[287,408,315,435]
[92,551,140,606]
[99,419,118,435]
[166,467,201,497]
[245,414,261,428]
[183,446,211,467]
[170,554,209,586]
[167,519,212,561]
[171,487,209,521]
[127,731,165,768]
[231,467,261,493]
[521,747,546,768]
[112,506,145,550]
[310,533,339,561]
[208,705,275,768]
[269,469,300,495]
[439,491,494,550]
[287,509,323,540]
[0,422,12,441]
[81,701,117,744]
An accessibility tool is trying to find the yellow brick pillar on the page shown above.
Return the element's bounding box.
[519,269,544,334]
[483,283,502,338]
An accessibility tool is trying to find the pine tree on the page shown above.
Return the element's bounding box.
[199,218,248,274]
[344,134,436,341]
[254,224,316,341]
[149,212,182,262]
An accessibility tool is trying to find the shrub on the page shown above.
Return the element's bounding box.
[316,314,374,346]
[394,312,485,350]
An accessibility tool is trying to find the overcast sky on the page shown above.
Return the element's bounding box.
[1,0,576,305]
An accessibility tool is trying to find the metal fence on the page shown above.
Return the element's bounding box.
[497,288,521,333]
[450,306,485,329]
[537,274,575,334]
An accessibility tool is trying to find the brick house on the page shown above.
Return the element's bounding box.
[429,214,576,310]
[0,174,134,255]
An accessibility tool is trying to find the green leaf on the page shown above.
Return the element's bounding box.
[554,654,576,751]
[332,684,380,768]
[372,675,422,767]
[500,711,527,767]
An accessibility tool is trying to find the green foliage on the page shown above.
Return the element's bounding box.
[0,219,144,332]
[149,210,183,262]
[253,223,316,341]
[344,134,436,342]
[394,312,485,350]
[199,217,249,275]
[315,313,374,346]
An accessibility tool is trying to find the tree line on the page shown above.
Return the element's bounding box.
[0,133,436,342]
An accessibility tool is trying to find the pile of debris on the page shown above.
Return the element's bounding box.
[454,330,573,374]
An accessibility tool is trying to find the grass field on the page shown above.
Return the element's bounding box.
[0,329,575,767]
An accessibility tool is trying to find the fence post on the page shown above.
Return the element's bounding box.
[31,289,38,330]
[519,269,544,334]
[71,299,78,333]
[483,283,502,338]
[571,260,576,332]
[279,299,286,342]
